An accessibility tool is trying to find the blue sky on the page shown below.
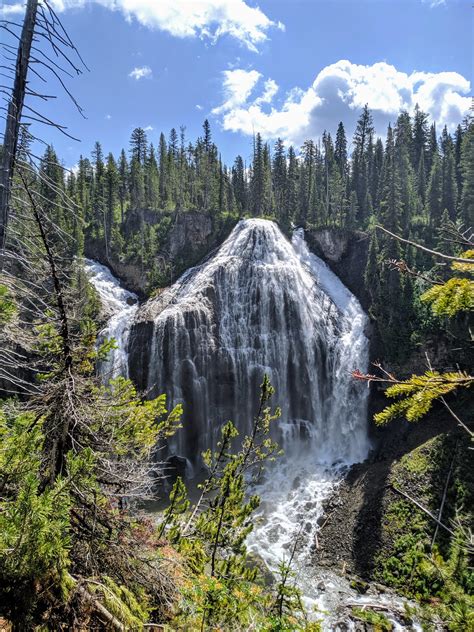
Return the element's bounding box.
[1,0,472,166]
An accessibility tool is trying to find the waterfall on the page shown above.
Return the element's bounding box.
[129,218,370,466]
[83,259,138,379]
[84,223,423,630]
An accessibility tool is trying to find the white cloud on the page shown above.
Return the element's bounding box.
[423,0,446,7]
[0,2,25,16]
[213,60,471,147]
[212,69,262,115]
[143,125,153,131]
[45,0,280,52]
[255,78,279,105]
[105,113,112,119]
[128,65,152,80]
[195,104,204,111]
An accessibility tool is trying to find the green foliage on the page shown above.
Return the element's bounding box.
[171,376,284,628]
[269,559,318,631]
[0,405,95,597]
[87,576,150,628]
[153,376,320,630]
[374,437,474,631]
[0,284,16,325]
[157,476,189,542]
[351,607,393,631]
[374,371,472,425]
[94,376,182,455]
[0,371,183,627]
[421,278,474,317]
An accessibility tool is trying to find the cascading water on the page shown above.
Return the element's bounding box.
[85,222,420,630]
[83,259,138,379]
[129,219,370,466]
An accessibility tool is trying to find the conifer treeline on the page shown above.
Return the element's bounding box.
[43,105,472,253]
[37,106,473,352]
[36,104,472,361]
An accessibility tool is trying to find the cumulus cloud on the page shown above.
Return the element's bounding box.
[143,125,154,131]
[212,69,262,115]
[213,60,470,146]
[129,65,152,80]
[7,0,278,51]
[0,2,25,16]
[254,78,279,105]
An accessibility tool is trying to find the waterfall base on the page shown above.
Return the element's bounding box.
[249,457,422,631]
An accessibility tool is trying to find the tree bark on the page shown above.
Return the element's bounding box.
[0,0,39,253]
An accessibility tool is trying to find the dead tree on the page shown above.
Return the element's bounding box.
[0,0,39,253]
[1,0,86,258]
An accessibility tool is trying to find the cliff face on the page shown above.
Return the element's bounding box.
[85,210,229,296]
[305,228,371,311]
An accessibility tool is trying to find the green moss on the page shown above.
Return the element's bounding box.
[373,434,474,631]
[351,607,393,631]
[399,450,431,475]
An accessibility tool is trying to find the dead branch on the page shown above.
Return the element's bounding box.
[390,485,456,538]
[375,225,474,264]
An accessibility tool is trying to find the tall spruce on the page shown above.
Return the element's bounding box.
[351,104,374,224]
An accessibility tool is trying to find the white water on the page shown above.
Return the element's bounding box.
[84,223,421,630]
[136,219,370,467]
[83,259,138,379]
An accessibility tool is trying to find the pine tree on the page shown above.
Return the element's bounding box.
[129,129,147,210]
[38,145,68,238]
[177,126,187,211]
[104,152,118,258]
[251,133,265,216]
[118,149,128,224]
[441,137,458,221]
[460,121,474,225]
[351,104,374,224]
[262,142,273,215]
[298,139,316,225]
[286,146,298,221]
[416,148,427,205]
[167,128,179,207]
[426,152,443,226]
[335,121,348,177]
[129,127,148,163]
[427,122,438,174]
[145,144,159,210]
[272,138,287,220]
[412,104,429,169]
[232,155,246,216]
[158,132,168,208]
[379,124,403,233]
[371,138,384,210]
[454,124,464,204]
[394,111,416,230]
[91,141,105,243]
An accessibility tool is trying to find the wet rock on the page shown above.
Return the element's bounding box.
[349,577,369,594]
[165,455,188,480]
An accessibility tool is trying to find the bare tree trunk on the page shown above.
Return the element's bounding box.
[0,0,39,253]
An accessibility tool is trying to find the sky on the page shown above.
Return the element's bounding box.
[1,0,472,167]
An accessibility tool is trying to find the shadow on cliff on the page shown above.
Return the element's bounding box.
[350,406,459,579]
[313,394,459,580]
